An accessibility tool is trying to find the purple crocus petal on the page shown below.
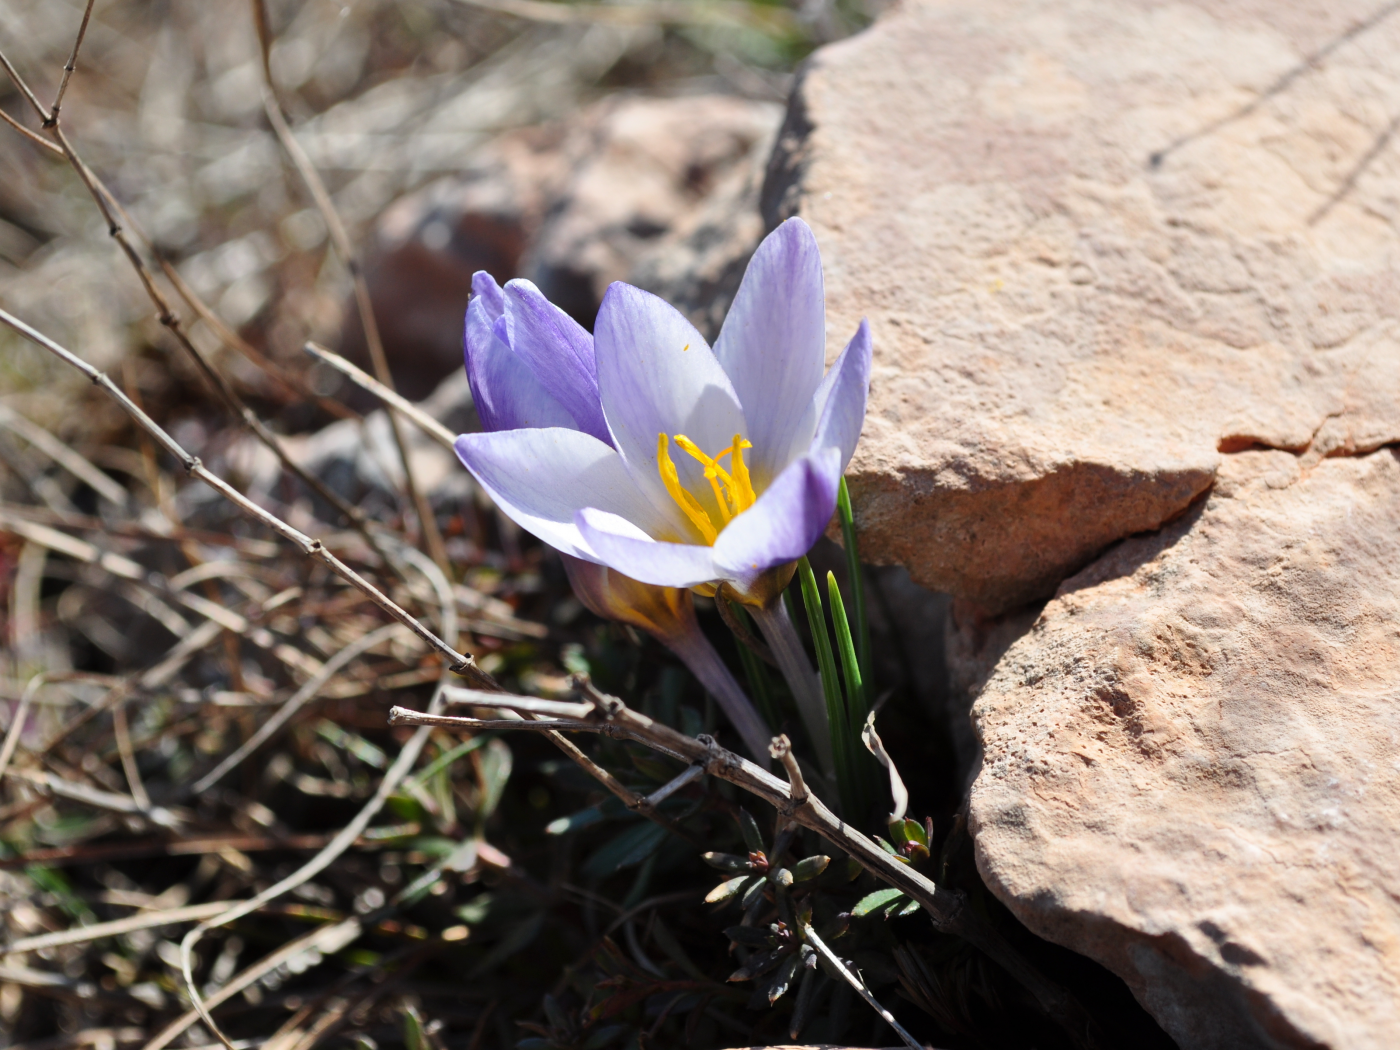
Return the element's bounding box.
[465,274,575,433]
[502,279,612,446]
[454,428,671,560]
[576,507,720,589]
[594,282,748,533]
[712,447,842,584]
[809,319,872,471]
[712,217,825,488]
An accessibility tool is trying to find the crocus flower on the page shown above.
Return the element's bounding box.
[456,217,870,771]
[455,217,871,605]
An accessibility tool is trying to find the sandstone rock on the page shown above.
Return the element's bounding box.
[769,0,1400,613]
[968,447,1400,1049]
[342,94,779,398]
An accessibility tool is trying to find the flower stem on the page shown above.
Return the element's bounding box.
[751,598,833,776]
[663,628,773,769]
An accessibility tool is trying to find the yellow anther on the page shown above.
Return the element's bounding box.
[728,434,755,512]
[658,432,756,544]
[657,434,717,544]
[673,434,733,525]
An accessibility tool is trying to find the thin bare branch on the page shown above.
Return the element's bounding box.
[4,902,236,954]
[303,341,456,449]
[800,921,925,1050]
[0,306,494,687]
[0,106,64,155]
[46,0,97,125]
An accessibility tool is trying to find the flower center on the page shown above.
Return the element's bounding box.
[656,432,756,545]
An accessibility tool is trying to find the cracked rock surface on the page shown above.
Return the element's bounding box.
[968,448,1400,1049]
[767,0,1400,612]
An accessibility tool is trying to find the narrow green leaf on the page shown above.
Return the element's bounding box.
[797,556,855,817]
[836,477,871,687]
[738,808,765,854]
[852,887,906,917]
[827,569,871,818]
[405,731,497,790]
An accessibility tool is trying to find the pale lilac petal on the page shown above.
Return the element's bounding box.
[594,282,748,535]
[713,218,825,487]
[464,274,575,433]
[712,447,841,584]
[454,429,671,559]
[810,319,871,471]
[576,507,719,589]
[471,270,505,318]
[502,279,611,445]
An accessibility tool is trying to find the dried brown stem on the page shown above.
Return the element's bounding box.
[304,341,456,449]
[0,306,493,687]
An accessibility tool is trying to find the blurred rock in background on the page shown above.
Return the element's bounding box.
[340,92,780,400]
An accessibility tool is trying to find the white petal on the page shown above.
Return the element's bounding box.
[454,428,671,560]
[713,218,825,487]
[594,282,749,535]
[576,508,719,589]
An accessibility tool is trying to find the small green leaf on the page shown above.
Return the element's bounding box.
[789,855,830,882]
[701,851,755,873]
[892,817,927,848]
[852,887,906,917]
[706,875,756,904]
[798,557,857,817]
[767,951,802,1003]
[738,808,765,854]
[895,897,922,918]
[740,873,768,908]
[723,925,775,948]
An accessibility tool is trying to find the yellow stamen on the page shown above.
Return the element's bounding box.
[657,434,717,544]
[658,432,757,544]
[673,434,733,525]
[728,434,756,511]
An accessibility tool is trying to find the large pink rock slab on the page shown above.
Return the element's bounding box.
[969,448,1400,1049]
[771,0,1400,612]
